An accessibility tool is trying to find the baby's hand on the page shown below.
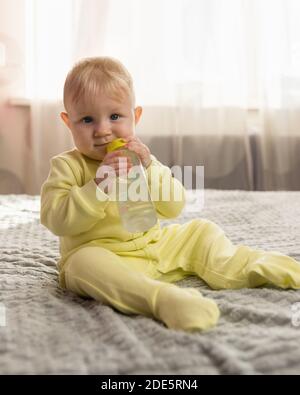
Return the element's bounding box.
[123,136,152,169]
[94,151,132,194]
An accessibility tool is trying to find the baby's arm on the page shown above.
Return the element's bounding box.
[40,156,110,236]
[145,155,186,220]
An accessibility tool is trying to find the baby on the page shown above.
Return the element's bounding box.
[41,56,300,332]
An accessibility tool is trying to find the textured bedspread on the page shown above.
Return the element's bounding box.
[1,190,300,375]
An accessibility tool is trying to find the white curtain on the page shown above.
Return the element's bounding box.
[27,0,300,193]
[27,0,74,193]
[256,0,300,190]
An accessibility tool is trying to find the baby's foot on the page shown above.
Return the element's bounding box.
[153,284,220,332]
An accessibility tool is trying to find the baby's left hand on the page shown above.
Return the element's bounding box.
[124,136,152,168]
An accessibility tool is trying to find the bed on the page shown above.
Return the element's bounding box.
[1,189,300,375]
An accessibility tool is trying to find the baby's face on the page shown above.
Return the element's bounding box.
[62,90,141,161]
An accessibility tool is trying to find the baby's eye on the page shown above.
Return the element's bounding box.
[82,116,93,124]
[110,114,120,121]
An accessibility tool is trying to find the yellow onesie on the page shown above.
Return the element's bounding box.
[40,148,300,332]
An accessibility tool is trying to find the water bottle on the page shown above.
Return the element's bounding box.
[106,138,158,233]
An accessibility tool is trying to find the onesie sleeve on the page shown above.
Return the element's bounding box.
[40,156,110,236]
[145,154,186,219]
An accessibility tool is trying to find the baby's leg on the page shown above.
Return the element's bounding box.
[63,246,219,331]
[190,219,300,290]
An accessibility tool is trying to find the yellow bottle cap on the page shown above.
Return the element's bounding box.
[106,138,127,153]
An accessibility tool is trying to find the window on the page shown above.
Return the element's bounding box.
[25,0,300,108]
[25,0,73,99]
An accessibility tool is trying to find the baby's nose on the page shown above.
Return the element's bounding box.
[94,123,111,136]
[94,129,110,137]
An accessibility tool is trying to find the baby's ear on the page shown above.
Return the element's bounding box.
[134,106,143,124]
[60,112,71,128]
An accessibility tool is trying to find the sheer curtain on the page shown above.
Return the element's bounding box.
[27,0,74,193]
[27,0,300,193]
[255,0,300,190]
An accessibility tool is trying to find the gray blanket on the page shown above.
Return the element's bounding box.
[1,190,300,375]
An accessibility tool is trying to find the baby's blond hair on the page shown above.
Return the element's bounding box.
[63,57,135,111]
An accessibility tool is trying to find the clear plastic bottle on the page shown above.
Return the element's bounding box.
[106,138,158,233]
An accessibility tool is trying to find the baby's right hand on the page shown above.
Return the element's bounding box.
[94,151,132,194]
